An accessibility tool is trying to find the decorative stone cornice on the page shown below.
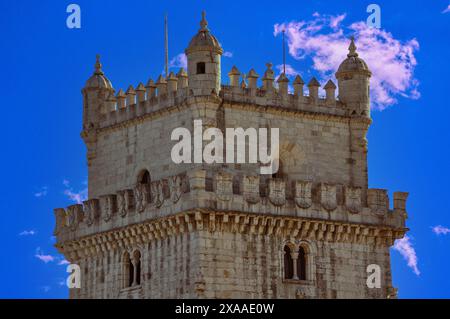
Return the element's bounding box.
[53,171,408,243]
[55,209,407,261]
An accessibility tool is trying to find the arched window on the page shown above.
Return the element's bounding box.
[122,252,133,288]
[197,62,206,74]
[138,170,150,186]
[133,251,142,286]
[123,250,142,288]
[297,246,307,281]
[284,245,293,279]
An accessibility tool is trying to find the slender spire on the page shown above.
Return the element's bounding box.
[94,54,103,75]
[200,10,208,31]
[348,36,358,58]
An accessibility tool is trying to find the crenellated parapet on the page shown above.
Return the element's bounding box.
[54,169,408,244]
[221,63,351,117]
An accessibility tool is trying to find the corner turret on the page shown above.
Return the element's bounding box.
[336,37,372,117]
[185,11,223,96]
[81,55,114,167]
[82,55,114,130]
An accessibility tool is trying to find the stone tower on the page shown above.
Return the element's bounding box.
[54,13,408,299]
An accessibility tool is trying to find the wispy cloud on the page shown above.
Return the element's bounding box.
[19,230,37,236]
[329,13,346,29]
[169,53,187,69]
[393,235,420,276]
[58,259,70,266]
[223,51,233,58]
[34,186,48,198]
[41,286,51,293]
[35,247,56,264]
[432,225,450,235]
[63,180,87,204]
[442,5,450,13]
[274,12,420,110]
[276,64,300,77]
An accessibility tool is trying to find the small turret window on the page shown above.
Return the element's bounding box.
[197,62,206,74]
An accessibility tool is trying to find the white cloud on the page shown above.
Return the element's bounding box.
[432,225,450,235]
[223,51,233,58]
[169,53,187,69]
[35,247,55,264]
[34,187,48,198]
[276,64,300,77]
[393,235,420,276]
[63,180,87,204]
[274,13,420,110]
[330,14,346,29]
[19,230,37,236]
[58,259,70,266]
[442,5,450,13]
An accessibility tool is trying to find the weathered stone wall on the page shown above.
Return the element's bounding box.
[69,227,391,299]
[89,98,366,199]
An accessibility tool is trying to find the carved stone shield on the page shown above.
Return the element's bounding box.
[117,190,133,217]
[67,204,83,230]
[320,183,337,211]
[83,199,99,226]
[268,179,286,206]
[294,181,312,209]
[169,175,183,203]
[100,194,116,221]
[243,176,260,204]
[151,181,164,208]
[134,183,149,213]
[345,186,361,214]
[53,208,67,235]
[368,189,388,215]
[216,172,232,201]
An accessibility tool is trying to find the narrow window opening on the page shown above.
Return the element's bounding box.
[197,62,206,74]
[297,246,307,281]
[284,245,293,279]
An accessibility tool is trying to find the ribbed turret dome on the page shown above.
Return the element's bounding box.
[336,37,371,77]
[185,11,223,55]
[85,55,113,89]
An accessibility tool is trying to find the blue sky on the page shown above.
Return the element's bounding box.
[0,0,449,298]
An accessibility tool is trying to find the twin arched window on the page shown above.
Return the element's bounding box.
[284,244,308,281]
[123,250,142,288]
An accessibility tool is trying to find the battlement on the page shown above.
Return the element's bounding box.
[54,169,408,244]
[94,69,359,132]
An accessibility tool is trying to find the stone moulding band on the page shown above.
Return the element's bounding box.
[55,209,407,261]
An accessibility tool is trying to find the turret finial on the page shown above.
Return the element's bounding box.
[94,54,104,75]
[348,36,358,58]
[200,10,208,31]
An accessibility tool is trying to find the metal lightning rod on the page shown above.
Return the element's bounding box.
[165,14,169,77]
[282,29,286,74]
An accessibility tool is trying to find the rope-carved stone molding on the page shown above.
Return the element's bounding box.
[54,171,409,238]
[55,209,407,261]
